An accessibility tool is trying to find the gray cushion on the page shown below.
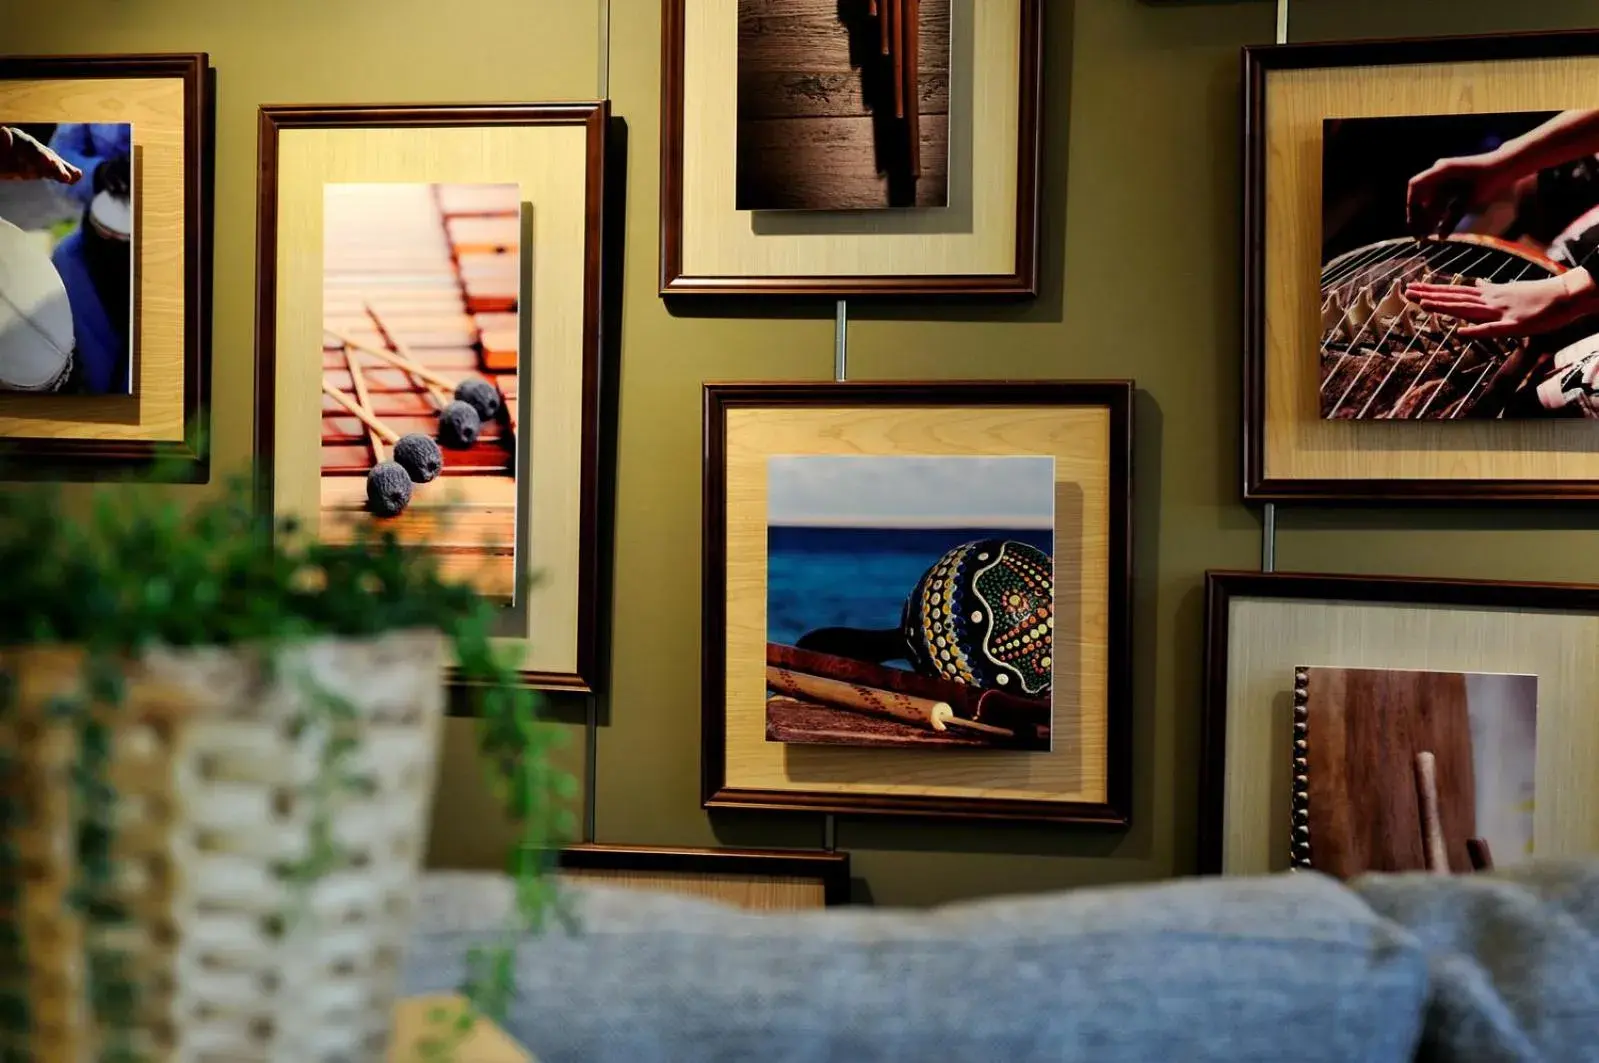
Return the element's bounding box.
[402,871,1427,1063]
[1355,860,1599,1063]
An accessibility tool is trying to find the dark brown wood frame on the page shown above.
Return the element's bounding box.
[1242,30,1599,503]
[703,380,1134,825]
[659,0,1044,298]
[254,102,610,692]
[0,53,213,479]
[558,842,852,906]
[1199,568,1599,873]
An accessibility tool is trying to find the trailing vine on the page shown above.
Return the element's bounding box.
[0,461,574,1061]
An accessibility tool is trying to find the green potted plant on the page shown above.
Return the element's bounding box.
[0,470,573,1062]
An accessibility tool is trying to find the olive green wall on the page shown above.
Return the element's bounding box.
[13,0,1599,906]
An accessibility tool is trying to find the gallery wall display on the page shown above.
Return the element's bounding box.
[1200,571,1599,877]
[0,54,211,476]
[255,102,609,692]
[703,381,1132,824]
[661,0,1043,296]
[1243,30,1599,501]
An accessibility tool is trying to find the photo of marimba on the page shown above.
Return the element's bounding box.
[320,182,523,600]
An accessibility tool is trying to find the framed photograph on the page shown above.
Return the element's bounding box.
[1243,30,1599,501]
[660,0,1043,297]
[1200,571,1599,876]
[256,103,610,692]
[1290,664,1536,877]
[0,54,211,476]
[704,381,1132,824]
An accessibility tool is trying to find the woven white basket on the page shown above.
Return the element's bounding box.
[0,629,448,1063]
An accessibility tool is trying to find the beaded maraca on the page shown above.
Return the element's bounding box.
[795,539,1053,698]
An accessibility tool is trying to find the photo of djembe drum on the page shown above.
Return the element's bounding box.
[1319,234,1570,420]
[0,217,74,393]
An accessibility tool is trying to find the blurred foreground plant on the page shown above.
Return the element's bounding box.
[0,467,573,1058]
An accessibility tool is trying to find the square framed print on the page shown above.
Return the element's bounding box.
[660,0,1043,297]
[255,102,610,692]
[1200,571,1599,877]
[1243,30,1599,501]
[703,381,1133,824]
[0,53,212,477]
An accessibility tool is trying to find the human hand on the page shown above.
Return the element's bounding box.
[0,126,82,183]
[1407,269,1599,339]
[1406,153,1518,236]
[93,153,131,198]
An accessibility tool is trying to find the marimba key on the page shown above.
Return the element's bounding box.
[437,185,518,216]
[444,216,519,256]
[474,313,520,372]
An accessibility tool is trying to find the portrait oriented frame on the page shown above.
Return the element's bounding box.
[255,102,610,692]
[1200,570,1599,877]
[0,53,212,478]
[659,0,1044,298]
[1243,30,1599,503]
[703,381,1133,825]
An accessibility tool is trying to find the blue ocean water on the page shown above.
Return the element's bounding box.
[766,526,1055,660]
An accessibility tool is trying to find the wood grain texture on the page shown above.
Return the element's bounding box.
[1251,46,1599,498]
[737,115,949,210]
[1301,666,1478,878]
[703,383,1134,824]
[1202,574,1599,876]
[391,996,533,1062]
[559,870,827,910]
[737,0,951,116]
[0,74,194,452]
[736,0,949,210]
[556,842,849,907]
[261,110,604,690]
[664,0,1041,294]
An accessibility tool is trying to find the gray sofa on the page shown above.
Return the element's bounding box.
[401,860,1599,1063]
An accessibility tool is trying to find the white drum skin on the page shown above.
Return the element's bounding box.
[0,217,73,392]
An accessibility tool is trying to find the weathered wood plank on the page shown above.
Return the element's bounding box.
[738,0,950,117]
[736,113,949,211]
[738,69,949,120]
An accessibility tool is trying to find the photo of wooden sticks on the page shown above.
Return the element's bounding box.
[324,315,506,519]
[765,643,1051,751]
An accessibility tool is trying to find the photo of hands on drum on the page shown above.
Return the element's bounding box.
[765,455,1056,752]
[320,182,522,602]
[0,122,134,396]
[1321,108,1599,420]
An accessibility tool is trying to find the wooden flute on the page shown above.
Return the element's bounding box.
[767,643,1051,743]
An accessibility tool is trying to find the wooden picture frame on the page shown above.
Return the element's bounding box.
[255,102,609,691]
[1243,30,1599,502]
[659,0,1044,297]
[558,843,851,908]
[703,381,1133,825]
[0,53,212,478]
[1200,570,1599,876]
